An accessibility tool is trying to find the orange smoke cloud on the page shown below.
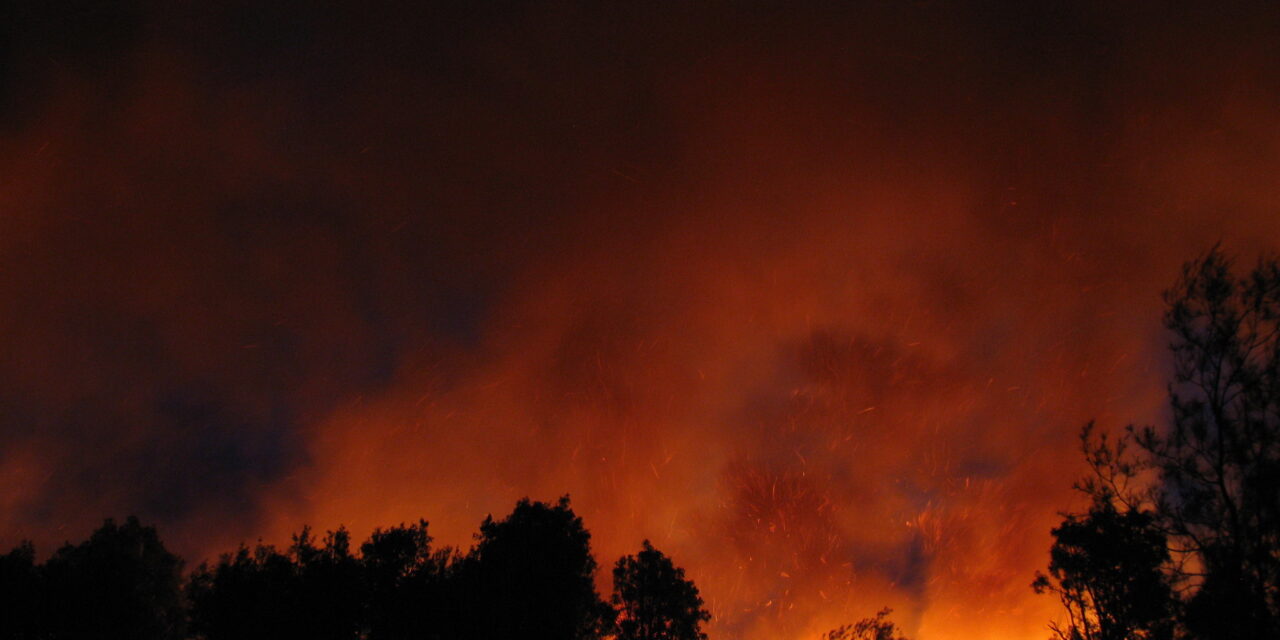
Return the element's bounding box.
[1,3,1278,640]
[258,123,1277,638]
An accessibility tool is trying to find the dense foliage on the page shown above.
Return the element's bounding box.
[0,498,708,640]
[1037,249,1280,640]
[613,540,711,640]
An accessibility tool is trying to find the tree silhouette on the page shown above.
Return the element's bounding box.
[361,520,454,640]
[822,608,909,640]
[1033,495,1175,640]
[0,541,40,640]
[612,540,710,640]
[41,516,185,640]
[1150,249,1280,639]
[188,527,364,640]
[456,496,615,640]
[188,542,300,640]
[1051,249,1280,640]
[291,527,365,640]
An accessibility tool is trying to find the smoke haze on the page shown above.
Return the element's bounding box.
[2,2,1278,638]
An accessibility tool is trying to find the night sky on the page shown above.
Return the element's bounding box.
[2,2,1279,638]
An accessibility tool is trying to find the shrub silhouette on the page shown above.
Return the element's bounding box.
[822,608,909,640]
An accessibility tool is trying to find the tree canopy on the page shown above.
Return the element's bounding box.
[1039,248,1280,640]
[1033,494,1175,640]
[42,517,185,640]
[458,496,615,640]
[613,540,711,640]
[0,498,714,640]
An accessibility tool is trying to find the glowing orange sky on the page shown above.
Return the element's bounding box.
[1,3,1278,639]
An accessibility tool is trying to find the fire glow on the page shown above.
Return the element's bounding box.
[1,3,1278,640]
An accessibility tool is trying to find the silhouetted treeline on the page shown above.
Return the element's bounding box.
[0,517,186,640]
[1035,248,1280,640]
[0,497,710,640]
[11,251,1274,640]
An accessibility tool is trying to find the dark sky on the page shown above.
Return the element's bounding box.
[2,2,1279,638]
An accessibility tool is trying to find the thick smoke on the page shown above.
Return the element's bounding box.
[1,2,1278,639]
